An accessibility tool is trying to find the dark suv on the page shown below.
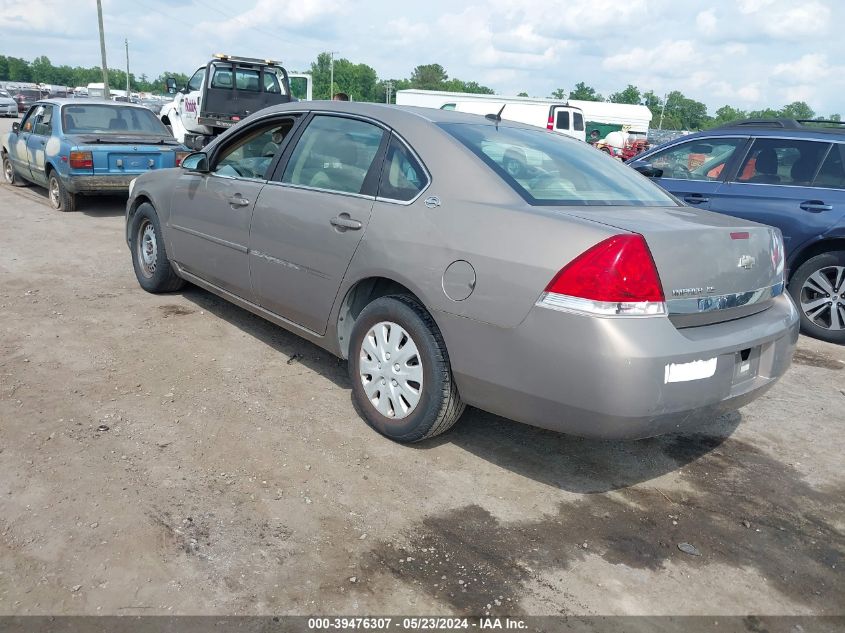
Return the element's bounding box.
[630,119,845,344]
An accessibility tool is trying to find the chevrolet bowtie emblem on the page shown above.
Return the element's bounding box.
[738,255,756,269]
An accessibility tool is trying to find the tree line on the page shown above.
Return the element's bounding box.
[1,53,839,131]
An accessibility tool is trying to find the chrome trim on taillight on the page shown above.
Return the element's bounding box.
[536,292,667,317]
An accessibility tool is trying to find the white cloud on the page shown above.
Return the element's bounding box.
[602,40,699,77]
[696,10,717,35]
[773,54,832,83]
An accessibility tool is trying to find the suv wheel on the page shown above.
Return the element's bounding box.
[788,251,845,344]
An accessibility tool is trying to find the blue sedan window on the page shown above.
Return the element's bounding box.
[62,104,170,135]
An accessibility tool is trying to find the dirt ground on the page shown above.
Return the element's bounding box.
[0,116,843,617]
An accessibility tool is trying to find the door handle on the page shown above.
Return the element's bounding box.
[800,200,832,212]
[228,195,250,207]
[683,194,709,204]
[330,214,362,230]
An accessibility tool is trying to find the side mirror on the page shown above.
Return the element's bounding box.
[165,77,178,95]
[630,160,663,178]
[11,122,20,134]
[181,152,209,173]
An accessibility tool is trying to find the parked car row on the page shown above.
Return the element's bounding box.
[629,118,845,344]
[0,90,18,117]
[119,102,798,443]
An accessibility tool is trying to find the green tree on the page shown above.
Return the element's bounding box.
[568,82,603,101]
[517,91,528,97]
[549,88,566,99]
[663,90,709,129]
[779,101,814,120]
[608,84,641,105]
[704,105,747,128]
[6,56,32,81]
[409,63,448,90]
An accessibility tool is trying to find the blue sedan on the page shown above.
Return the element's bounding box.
[1,99,187,212]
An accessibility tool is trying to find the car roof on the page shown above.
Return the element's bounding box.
[36,98,151,111]
[683,118,845,143]
[255,100,543,132]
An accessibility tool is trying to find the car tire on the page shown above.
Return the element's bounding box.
[3,153,27,187]
[788,250,845,344]
[48,172,76,212]
[348,295,465,443]
[129,202,186,293]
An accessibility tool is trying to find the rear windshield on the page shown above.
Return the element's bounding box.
[19,89,41,98]
[440,123,677,207]
[61,104,170,135]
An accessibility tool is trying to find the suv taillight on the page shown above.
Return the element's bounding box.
[546,115,554,130]
[538,234,666,316]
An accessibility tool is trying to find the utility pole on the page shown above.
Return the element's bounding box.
[385,80,393,104]
[658,92,668,130]
[125,38,130,97]
[329,51,339,99]
[96,0,110,99]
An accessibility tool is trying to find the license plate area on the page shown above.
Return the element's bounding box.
[733,346,761,385]
[108,154,159,172]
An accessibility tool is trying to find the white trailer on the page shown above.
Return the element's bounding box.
[396,89,653,137]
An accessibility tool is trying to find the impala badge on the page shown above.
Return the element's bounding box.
[738,255,756,270]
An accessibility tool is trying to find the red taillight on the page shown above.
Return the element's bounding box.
[546,115,554,130]
[69,151,93,169]
[175,151,189,166]
[545,234,665,303]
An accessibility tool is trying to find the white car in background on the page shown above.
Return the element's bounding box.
[0,90,17,117]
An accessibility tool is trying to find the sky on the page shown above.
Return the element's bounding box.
[1,0,842,115]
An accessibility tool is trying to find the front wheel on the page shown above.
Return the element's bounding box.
[788,251,845,344]
[129,202,186,293]
[348,295,465,443]
[48,172,76,212]
[3,153,27,187]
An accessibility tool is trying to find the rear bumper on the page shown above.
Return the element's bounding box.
[64,174,137,194]
[439,293,799,439]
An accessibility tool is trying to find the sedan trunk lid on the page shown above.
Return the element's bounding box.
[558,206,784,327]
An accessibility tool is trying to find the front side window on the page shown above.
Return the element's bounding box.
[378,135,427,201]
[187,69,204,92]
[282,116,385,194]
[646,137,745,181]
[441,123,677,207]
[735,138,829,186]
[213,119,295,179]
[20,105,39,132]
[814,144,845,189]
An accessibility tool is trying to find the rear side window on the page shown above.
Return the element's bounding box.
[573,112,584,132]
[441,122,677,207]
[813,144,845,189]
[263,71,281,94]
[736,138,828,186]
[282,115,385,195]
[211,68,233,89]
[646,137,744,181]
[555,110,570,130]
[378,135,427,201]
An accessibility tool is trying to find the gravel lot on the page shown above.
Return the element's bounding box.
[0,116,843,617]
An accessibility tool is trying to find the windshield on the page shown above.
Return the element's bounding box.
[440,123,678,207]
[61,104,171,135]
[0,90,10,98]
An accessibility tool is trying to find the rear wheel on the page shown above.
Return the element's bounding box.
[788,251,845,344]
[130,202,186,293]
[48,172,76,212]
[2,153,26,187]
[348,295,464,443]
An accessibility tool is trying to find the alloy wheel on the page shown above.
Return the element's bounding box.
[49,177,61,208]
[800,265,845,331]
[3,157,12,184]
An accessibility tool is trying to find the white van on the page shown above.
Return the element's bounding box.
[442,101,586,141]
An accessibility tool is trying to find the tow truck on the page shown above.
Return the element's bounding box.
[160,53,312,150]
